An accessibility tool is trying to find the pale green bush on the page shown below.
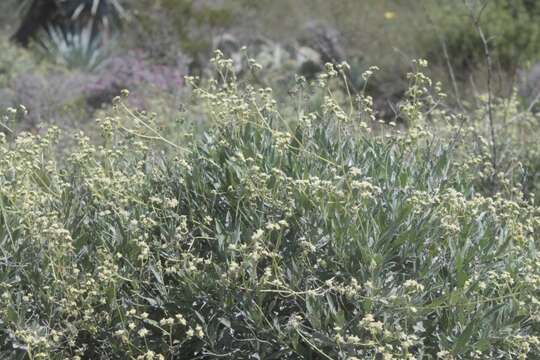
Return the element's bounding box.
[0,57,539,359]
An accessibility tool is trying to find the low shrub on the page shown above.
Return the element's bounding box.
[0,58,539,359]
[0,37,188,134]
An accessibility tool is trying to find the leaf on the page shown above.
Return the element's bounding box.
[149,265,163,285]
[453,318,476,355]
[474,339,490,352]
[218,317,231,329]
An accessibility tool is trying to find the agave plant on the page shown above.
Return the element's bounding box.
[11,0,125,47]
[7,0,125,70]
[39,23,109,70]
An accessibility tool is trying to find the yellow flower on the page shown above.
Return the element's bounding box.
[384,11,397,20]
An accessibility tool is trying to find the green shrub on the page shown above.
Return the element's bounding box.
[128,0,238,61]
[0,39,37,88]
[426,0,540,71]
[0,58,539,359]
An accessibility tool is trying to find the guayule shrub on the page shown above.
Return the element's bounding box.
[0,58,539,359]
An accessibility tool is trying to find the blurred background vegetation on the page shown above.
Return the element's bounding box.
[2,0,540,130]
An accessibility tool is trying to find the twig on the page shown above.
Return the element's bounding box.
[421,4,464,112]
[464,0,497,172]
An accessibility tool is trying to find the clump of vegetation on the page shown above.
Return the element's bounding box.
[0,38,37,88]
[0,55,538,359]
[425,0,540,72]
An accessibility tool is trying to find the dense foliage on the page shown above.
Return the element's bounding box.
[0,57,539,359]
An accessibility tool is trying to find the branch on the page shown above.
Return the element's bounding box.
[464,0,498,173]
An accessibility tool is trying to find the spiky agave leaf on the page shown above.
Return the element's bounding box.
[11,0,126,47]
[39,23,109,70]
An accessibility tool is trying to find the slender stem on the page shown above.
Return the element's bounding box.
[465,0,497,173]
